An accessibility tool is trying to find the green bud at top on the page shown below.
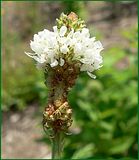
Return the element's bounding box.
[56,12,86,32]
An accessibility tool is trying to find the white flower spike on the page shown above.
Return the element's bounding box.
[25,12,103,78]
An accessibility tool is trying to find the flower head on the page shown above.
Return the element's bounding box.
[25,12,103,78]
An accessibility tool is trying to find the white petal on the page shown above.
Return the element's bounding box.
[59,26,67,37]
[82,28,89,33]
[53,26,58,33]
[90,37,96,42]
[80,64,94,72]
[60,45,69,54]
[33,34,40,41]
[59,58,65,66]
[38,31,45,37]
[33,55,46,63]
[74,43,82,54]
[50,60,58,67]
[25,52,36,58]
[82,28,90,37]
[87,71,96,79]
[69,38,77,46]
[44,29,50,35]
[43,47,49,53]
[94,41,103,50]
[47,50,55,57]
[67,29,74,38]
[73,31,81,39]
[30,41,43,54]
[59,37,66,44]
[25,52,46,63]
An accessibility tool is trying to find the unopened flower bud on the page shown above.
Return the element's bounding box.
[68,12,78,21]
[67,109,72,114]
[43,111,48,118]
[64,115,68,119]
[67,122,72,127]
[54,100,63,107]
[44,122,49,128]
[50,115,55,121]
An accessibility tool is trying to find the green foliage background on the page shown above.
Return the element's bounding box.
[2,1,137,159]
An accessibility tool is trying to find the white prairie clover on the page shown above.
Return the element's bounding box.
[25,12,103,159]
[25,13,103,79]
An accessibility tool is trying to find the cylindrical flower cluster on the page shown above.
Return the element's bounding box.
[25,12,103,136]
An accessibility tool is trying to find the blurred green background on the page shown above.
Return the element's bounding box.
[2,1,138,159]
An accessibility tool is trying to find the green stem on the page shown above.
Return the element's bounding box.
[52,131,64,159]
